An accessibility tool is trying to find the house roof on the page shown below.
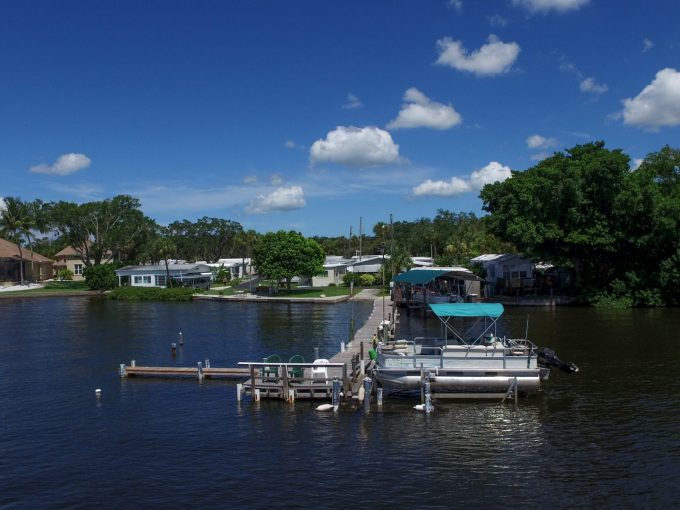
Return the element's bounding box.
[471,253,530,263]
[393,267,481,285]
[0,237,53,263]
[115,263,213,276]
[54,245,79,257]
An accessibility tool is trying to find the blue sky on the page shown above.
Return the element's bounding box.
[1,0,679,236]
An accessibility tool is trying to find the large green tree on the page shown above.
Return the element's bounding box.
[167,216,243,262]
[48,195,153,266]
[252,231,325,289]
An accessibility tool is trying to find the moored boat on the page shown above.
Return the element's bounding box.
[372,302,577,398]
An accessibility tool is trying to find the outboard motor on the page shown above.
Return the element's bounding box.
[537,347,579,373]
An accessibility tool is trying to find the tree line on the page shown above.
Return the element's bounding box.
[3,141,678,305]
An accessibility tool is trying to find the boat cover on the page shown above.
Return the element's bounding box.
[429,303,504,318]
[393,268,481,285]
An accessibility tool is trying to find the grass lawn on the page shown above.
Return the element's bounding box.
[0,280,95,297]
[273,286,350,298]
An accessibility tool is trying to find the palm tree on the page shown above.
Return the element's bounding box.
[0,197,34,285]
[152,237,176,287]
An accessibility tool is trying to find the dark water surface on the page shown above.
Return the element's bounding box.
[1,298,679,509]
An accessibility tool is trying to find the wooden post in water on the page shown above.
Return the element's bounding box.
[197,361,203,381]
[332,377,341,411]
[119,364,126,377]
[377,387,383,406]
[236,383,243,401]
[282,366,289,401]
[342,365,349,400]
[363,377,372,413]
[250,364,256,398]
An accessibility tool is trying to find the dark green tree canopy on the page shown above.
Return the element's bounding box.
[252,230,325,289]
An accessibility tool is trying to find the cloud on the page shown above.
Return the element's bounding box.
[468,161,512,189]
[435,35,520,77]
[580,77,608,94]
[270,173,283,185]
[0,197,6,212]
[243,175,258,184]
[342,93,363,110]
[247,186,306,214]
[621,68,680,129]
[513,0,589,13]
[446,0,463,11]
[387,88,462,130]
[310,126,401,166]
[631,158,643,171]
[642,38,654,53]
[526,134,557,150]
[413,177,470,197]
[29,153,91,176]
[284,140,297,149]
[412,161,511,197]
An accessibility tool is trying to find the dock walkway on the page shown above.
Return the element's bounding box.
[119,291,395,401]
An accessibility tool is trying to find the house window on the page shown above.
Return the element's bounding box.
[143,276,152,284]
[156,275,167,287]
[134,276,142,284]
[74,264,83,275]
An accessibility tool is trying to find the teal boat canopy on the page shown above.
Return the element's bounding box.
[393,268,482,285]
[429,303,504,318]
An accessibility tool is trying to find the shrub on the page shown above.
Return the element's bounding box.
[359,274,375,286]
[109,287,194,301]
[83,264,117,291]
[58,268,74,280]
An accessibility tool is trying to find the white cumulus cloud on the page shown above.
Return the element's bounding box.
[580,77,608,94]
[468,161,512,189]
[435,35,520,77]
[447,0,463,11]
[642,38,654,52]
[310,126,401,166]
[387,88,462,130]
[247,186,306,214]
[526,134,557,150]
[513,0,589,13]
[0,197,6,212]
[413,177,470,197]
[30,153,91,176]
[270,173,283,185]
[621,68,680,129]
[412,161,511,197]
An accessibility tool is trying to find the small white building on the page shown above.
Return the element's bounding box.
[470,254,534,296]
[312,256,351,287]
[206,258,252,279]
[115,263,214,289]
[347,254,390,274]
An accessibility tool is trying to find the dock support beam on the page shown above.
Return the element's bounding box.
[424,378,433,413]
[363,377,373,413]
[332,378,341,411]
[119,364,126,377]
[236,383,243,402]
[197,361,204,381]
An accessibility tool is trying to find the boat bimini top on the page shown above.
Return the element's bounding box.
[429,303,505,345]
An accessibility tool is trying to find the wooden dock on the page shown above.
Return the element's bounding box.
[119,292,396,402]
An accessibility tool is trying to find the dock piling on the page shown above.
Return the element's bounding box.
[424,378,433,413]
[236,383,243,402]
[131,359,136,367]
[178,331,184,345]
[363,377,373,413]
[314,347,319,360]
[377,387,383,406]
[119,364,126,377]
[197,361,203,381]
[332,377,341,411]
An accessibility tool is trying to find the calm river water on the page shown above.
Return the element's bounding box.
[0,297,679,509]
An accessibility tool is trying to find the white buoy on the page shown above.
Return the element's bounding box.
[414,403,434,412]
[95,389,102,398]
[316,403,334,412]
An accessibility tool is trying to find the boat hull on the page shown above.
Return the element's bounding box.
[373,368,542,397]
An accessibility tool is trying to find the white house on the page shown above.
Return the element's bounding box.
[205,258,252,279]
[311,256,352,286]
[347,254,390,274]
[115,263,214,289]
[470,254,534,296]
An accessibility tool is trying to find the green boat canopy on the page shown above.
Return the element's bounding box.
[392,268,482,285]
[429,303,505,318]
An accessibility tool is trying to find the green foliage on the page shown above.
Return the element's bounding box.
[252,231,325,289]
[481,142,680,306]
[359,274,375,286]
[212,264,231,284]
[109,287,195,301]
[83,264,117,291]
[166,216,244,262]
[342,272,362,287]
[57,268,74,280]
[43,280,90,291]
